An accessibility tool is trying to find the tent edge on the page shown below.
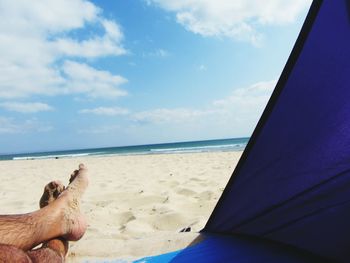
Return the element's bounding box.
[203,0,324,232]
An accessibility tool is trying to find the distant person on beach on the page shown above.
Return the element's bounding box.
[0,164,88,262]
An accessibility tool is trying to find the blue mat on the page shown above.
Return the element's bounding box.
[134,234,329,263]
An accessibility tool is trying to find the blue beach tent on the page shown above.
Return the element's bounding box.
[137,0,350,262]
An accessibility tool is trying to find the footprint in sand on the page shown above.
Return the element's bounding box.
[150,205,171,215]
[123,218,155,236]
[160,180,179,188]
[117,211,136,225]
[197,190,214,201]
[95,200,113,207]
[129,195,165,208]
[151,213,188,231]
[99,182,108,188]
[176,187,197,196]
[189,177,204,182]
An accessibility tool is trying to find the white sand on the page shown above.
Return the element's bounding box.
[0,151,242,262]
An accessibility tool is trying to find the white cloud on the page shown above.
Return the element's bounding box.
[62,61,128,99]
[0,0,127,99]
[75,80,275,142]
[213,80,275,108]
[79,106,129,116]
[52,19,126,58]
[147,0,311,44]
[143,48,170,58]
[133,108,215,123]
[0,117,52,134]
[133,80,275,125]
[131,80,275,137]
[78,125,121,134]
[0,102,53,113]
[0,0,99,35]
[211,80,276,132]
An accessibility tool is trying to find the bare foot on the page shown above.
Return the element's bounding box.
[55,164,89,241]
[32,181,69,260]
[39,180,68,248]
[40,181,65,208]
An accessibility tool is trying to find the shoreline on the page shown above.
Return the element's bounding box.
[0,138,249,161]
[0,151,242,261]
[5,149,244,161]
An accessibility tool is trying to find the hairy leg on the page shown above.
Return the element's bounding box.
[27,181,69,262]
[0,181,69,262]
[0,244,32,262]
[26,237,68,263]
[0,164,88,251]
[0,196,63,250]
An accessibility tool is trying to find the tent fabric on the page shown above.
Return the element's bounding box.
[204,0,350,262]
[134,234,328,263]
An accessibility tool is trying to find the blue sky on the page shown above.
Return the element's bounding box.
[0,0,311,154]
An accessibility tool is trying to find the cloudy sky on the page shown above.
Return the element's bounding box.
[0,0,311,154]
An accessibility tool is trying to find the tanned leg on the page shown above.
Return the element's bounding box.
[0,164,88,251]
[27,181,69,262]
[0,181,66,263]
[0,244,32,262]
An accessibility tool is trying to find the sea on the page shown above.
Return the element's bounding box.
[0,137,249,161]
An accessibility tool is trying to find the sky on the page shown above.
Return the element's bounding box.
[0,0,312,154]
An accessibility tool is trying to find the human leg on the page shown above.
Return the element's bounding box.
[0,164,88,251]
[27,181,69,262]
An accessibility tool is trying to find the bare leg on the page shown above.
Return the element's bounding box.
[26,237,68,263]
[0,244,32,262]
[0,164,88,251]
[27,181,69,262]
[0,180,69,262]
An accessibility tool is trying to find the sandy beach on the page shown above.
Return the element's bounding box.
[0,151,242,262]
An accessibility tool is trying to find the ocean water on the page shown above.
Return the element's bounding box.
[0,137,249,161]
